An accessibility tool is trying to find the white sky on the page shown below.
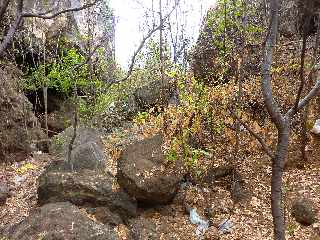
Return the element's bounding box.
[109,0,217,68]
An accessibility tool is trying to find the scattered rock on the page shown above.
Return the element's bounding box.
[0,183,9,205]
[292,198,317,226]
[117,134,184,205]
[38,169,137,219]
[2,202,119,240]
[50,126,106,172]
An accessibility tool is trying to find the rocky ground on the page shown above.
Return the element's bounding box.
[0,122,319,240]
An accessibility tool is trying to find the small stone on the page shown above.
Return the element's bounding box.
[292,198,317,226]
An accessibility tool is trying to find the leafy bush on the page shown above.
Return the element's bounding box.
[21,49,91,95]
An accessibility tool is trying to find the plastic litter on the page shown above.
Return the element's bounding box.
[189,208,209,237]
[218,219,233,234]
[311,119,320,135]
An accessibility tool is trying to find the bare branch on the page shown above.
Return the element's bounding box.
[112,0,181,84]
[231,111,275,159]
[113,25,162,84]
[286,80,320,117]
[0,0,23,57]
[261,0,285,129]
[22,0,100,19]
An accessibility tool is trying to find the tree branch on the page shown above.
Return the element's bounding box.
[231,110,275,159]
[112,0,180,84]
[0,0,100,57]
[22,0,100,19]
[261,0,285,129]
[0,0,23,57]
[286,80,320,117]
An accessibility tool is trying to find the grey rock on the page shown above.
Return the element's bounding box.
[2,202,119,240]
[134,79,173,110]
[117,134,184,205]
[38,169,137,219]
[292,198,317,226]
[50,126,106,172]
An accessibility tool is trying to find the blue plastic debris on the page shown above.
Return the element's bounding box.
[189,208,209,237]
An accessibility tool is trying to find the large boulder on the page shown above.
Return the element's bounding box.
[38,168,137,219]
[117,134,184,205]
[2,202,119,240]
[50,126,106,172]
[0,64,45,163]
[291,198,317,226]
[134,79,173,110]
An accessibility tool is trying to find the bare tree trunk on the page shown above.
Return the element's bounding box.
[271,125,289,240]
[159,0,164,83]
[300,16,320,163]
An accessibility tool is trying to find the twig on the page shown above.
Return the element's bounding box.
[22,0,100,19]
[231,110,275,159]
[112,0,181,84]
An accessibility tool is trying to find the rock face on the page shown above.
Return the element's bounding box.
[0,64,45,163]
[291,198,317,226]
[92,207,124,226]
[117,134,184,205]
[38,169,137,219]
[2,202,119,240]
[17,1,115,61]
[50,126,106,172]
[0,183,9,205]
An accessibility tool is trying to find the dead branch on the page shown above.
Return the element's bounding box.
[112,0,181,84]
[231,110,275,159]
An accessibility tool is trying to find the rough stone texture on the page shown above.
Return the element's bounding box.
[0,64,45,163]
[134,78,173,110]
[0,183,9,205]
[2,202,119,240]
[44,100,74,134]
[92,207,124,226]
[292,198,317,226]
[38,169,137,219]
[50,126,106,172]
[117,134,184,205]
[128,217,173,240]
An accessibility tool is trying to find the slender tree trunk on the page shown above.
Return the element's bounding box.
[159,0,164,83]
[300,15,320,163]
[272,125,289,240]
[0,0,10,22]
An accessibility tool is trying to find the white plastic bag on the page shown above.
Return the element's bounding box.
[311,119,320,135]
[189,208,209,237]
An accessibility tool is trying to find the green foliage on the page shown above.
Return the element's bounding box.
[287,223,297,236]
[165,76,223,170]
[134,111,150,125]
[193,0,263,85]
[22,49,89,94]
